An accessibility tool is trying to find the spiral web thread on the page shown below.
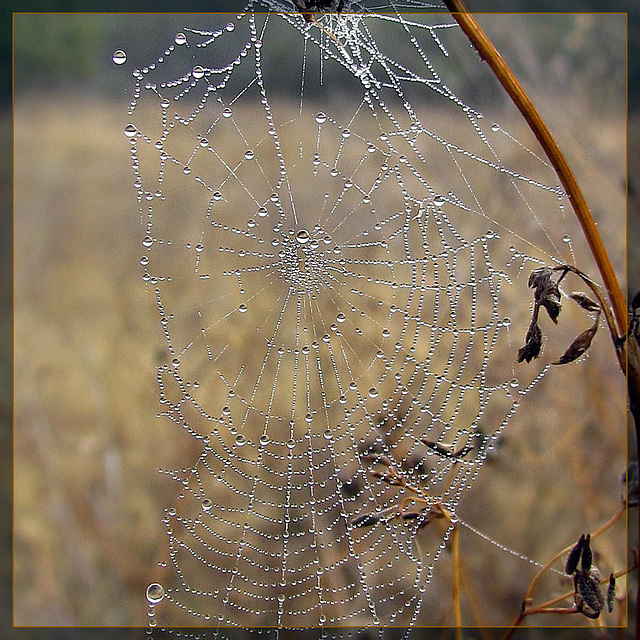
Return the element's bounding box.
[125,4,585,629]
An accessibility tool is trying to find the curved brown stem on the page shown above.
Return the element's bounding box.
[442,0,627,340]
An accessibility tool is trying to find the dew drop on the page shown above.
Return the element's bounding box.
[323,429,333,440]
[192,65,205,79]
[368,387,378,399]
[235,434,246,447]
[315,112,327,124]
[124,124,137,138]
[222,108,232,118]
[174,32,187,45]
[160,98,170,109]
[562,235,571,243]
[202,498,212,512]
[491,123,500,132]
[142,236,153,248]
[146,583,165,605]
[433,195,446,207]
[244,150,254,160]
[296,229,310,244]
[341,129,351,138]
[257,207,268,218]
[305,413,313,423]
[112,50,127,65]
[238,304,248,313]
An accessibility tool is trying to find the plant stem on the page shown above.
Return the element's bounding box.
[442,0,627,339]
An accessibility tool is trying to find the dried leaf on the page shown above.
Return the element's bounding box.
[517,321,543,363]
[528,267,562,324]
[553,322,598,365]
[565,534,585,575]
[352,513,378,527]
[400,511,422,520]
[569,292,600,313]
[607,574,616,613]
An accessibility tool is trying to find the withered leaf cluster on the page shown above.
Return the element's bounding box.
[517,267,601,366]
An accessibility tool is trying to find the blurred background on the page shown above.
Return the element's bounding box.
[6,1,636,637]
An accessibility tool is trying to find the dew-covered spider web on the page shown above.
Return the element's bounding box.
[123,3,611,629]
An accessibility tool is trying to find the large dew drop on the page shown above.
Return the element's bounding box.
[112,50,127,65]
[146,583,165,605]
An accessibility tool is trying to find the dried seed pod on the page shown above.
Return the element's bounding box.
[565,534,585,575]
[581,534,592,572]
[528,267,562,323]
[517,320,543,363]
[553,320,598,365]
[569,292,600,313]
[351,513,379,527]
[607,574,616,613]
[574,568,604,619]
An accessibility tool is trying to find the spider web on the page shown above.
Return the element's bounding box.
[124,4,598,629]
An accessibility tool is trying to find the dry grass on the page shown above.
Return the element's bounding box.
[13,84,627,631]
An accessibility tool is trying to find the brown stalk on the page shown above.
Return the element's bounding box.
[442,0,627,340]
[441,4,637,635]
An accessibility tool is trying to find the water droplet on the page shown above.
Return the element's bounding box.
[368,387,378,399]
[244,150,254,160]
[260,434,269,445]
[238,304,248,313]
[287,439,295,449]
[257,207,268,218]
[226,22,235,32]
[213,191,222,201]
[124,124,137,138]
[323,429,333,440]
[195,243,204,253]
[174,32,187,45]
[278,593,285,603]
[202,498,212,512]
[296,230,310,244]
[316,112,327,124]
[235,434,246,446]
[491,123,500,132]
[433,195,446,207]
[562,235,571,243]
[160,98,170,109]
[112,50,127,65]
[336,313,346,323]
[305,413,313,423]
[222,108,232,118]
[192,65,205,79]
[502,317,511,327]
[341,129,351,138]
[146,583,165,605]
[140,256,149,266]
[142,236,153,248]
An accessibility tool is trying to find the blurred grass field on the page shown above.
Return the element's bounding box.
[13,11,630,631]
[14,93,627,628]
